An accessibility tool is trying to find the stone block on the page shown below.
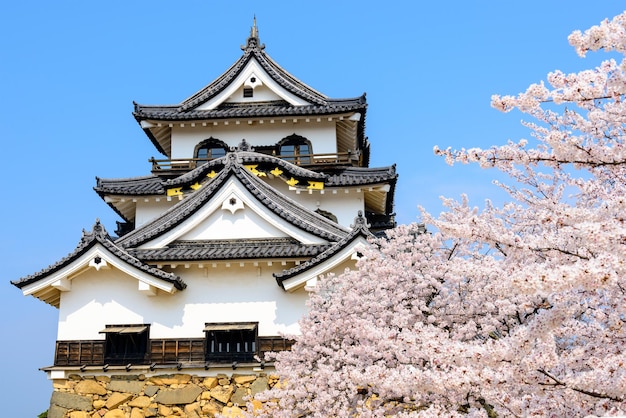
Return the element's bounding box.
[108,379,145,394]
[130,407,146,418]
[158,405,172,416]
[221,405,245,417]
[233,374,256,385]
[112,374,140,381]
[47,404,68,418]
[68,411,90,418]
[184,402,202,418]
[52,379,70,390]
[128,395,152,408]
[250,377,269,396]
[201,400,222,416]
[144,406,158,417]
[51,391,94,411]
[149,374,192,386]
[231,387,249,406]
[93,399,106,409]
[209,385,234,404]
[144,385,159,397]
[75,379,107,395]
[154,384,203,405]
[103,409,126,418]
[96,375,111,383]
[105,392,133,409]
[202,376,218,389]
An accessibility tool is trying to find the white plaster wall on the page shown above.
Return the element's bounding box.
[137,178,328,248]
[179,206,288,241]
[135,199,177,227]
[259,177,365,228]
[225,84,282,103]
[57,264,308,340]
[170,122,337,159]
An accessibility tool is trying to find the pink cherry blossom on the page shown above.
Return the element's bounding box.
[250,12,626,417]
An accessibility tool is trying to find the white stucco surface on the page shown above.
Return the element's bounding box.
[57,264,309,340]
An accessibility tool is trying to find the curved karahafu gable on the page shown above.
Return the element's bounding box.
[114,152,351,249]
[11,221,186,308]
[94,147,397,232]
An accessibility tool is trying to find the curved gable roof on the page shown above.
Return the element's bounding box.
[274,211,374,290]
[132,24,367,157]
[11,221,186,306]
[178,25,329,111]
[115,152,350,249]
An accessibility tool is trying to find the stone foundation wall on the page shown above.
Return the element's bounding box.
[46,372,279,418]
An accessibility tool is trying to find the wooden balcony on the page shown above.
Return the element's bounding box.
[54,336,294,367]
[150,151,359,175]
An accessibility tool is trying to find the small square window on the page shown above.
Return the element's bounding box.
[243,87,253,98]
[204,322,257,363]
[100,324,150,365]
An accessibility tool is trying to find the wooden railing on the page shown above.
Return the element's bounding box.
[54,336,294,367]
[150,151,357,173]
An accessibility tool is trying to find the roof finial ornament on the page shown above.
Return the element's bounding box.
[251,15,258,39]
[242,15,265,51]
[237,138,254,152]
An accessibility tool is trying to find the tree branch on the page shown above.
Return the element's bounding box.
[537,369,624,402]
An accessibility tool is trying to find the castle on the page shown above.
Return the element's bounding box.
[12,21,397,417]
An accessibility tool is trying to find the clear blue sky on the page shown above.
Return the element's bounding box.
[1,2,624,416]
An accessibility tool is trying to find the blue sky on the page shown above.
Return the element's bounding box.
[1,2,624,416]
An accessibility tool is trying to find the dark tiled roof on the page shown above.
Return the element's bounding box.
[165,150,325,189]
[95,175,164,195]
[131,239,331,262]
[325,165,398,187]
[132,28,367,157]
[274,211,373,287]
[176,31,331,111]
[115,152,350,249]
[96,151,395,195]
[11,221,186,291]
[134,100,366,122]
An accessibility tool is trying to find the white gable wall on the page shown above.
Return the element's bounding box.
[195,59,310,109]
[179,205,287,241]
[137,177,328,249]
[57,264,309,340]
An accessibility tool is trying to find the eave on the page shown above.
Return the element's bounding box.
[134,105,366,159]
[11,222,185,307]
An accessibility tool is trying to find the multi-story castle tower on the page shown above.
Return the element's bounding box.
[12,21,396,416]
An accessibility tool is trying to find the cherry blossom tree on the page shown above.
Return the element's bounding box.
[251,12,626,417]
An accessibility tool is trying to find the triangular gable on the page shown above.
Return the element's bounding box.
[138,176,329,248]
[194,58,312,110]
[279,235,370,292]
[177,22,328,112]
[275,212,373,292]
[11,222,185,308]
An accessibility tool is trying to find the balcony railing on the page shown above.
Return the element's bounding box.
[150,151,358,174]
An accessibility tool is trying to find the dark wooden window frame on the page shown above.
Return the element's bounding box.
[101,324,150,365]
[194,137,229,164]
[277,134,312,165]
[204,322,258,363]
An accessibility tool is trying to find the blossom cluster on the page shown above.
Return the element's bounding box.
[249,12,626,417]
